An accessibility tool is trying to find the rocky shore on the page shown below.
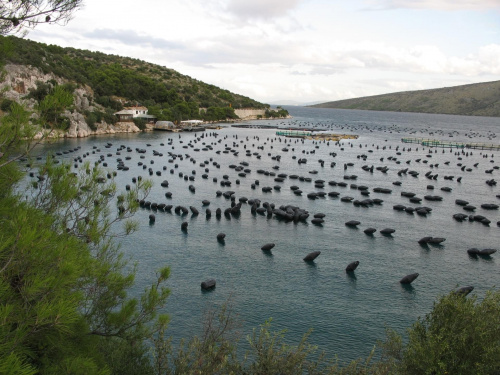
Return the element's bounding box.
[1,64,142,140]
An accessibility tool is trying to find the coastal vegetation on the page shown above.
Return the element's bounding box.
[311,81,500,117]
[265,107,290,118]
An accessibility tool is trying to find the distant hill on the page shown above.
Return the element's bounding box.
[270,100,325,107]
[0,36,293,139]
[0,35,273,125]
[0,35,268,110]
[310,81,500,117]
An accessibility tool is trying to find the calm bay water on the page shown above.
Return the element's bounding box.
[34,107,499,362]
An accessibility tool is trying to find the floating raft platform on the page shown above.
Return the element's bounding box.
[401,138,500,150]
[401,138,434,144]
[306,133,358,142]
[276,130,312,137]
[232,124,279,129]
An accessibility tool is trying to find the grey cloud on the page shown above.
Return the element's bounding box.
[84,29,185,50]
[226,0,304,20]
[164,39,408,74]
[307,66,343,75]
[171,36,297,66]
[82,27,500,79]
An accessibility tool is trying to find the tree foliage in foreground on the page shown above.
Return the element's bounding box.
[0,97,170,374]
[391,290,500,375]
[0,0,83,36]
[150,290,500,375]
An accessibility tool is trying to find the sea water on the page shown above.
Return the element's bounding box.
[32,107,500,362]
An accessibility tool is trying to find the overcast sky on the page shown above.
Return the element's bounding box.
[26,0,500,105]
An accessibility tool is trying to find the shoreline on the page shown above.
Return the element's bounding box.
[35,115,293,141]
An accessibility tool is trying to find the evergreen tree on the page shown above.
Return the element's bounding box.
[0,99,170,374]
[388,290,500,375]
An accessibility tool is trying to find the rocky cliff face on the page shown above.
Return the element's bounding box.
[234,108,266,120]
[1,64,141,138]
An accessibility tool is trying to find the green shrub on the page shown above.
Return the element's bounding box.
[84,109,118,131]
[133,117,147,130]
[26,80,53,102]
[0,98,14,112]
[95,95,123,111]
[380,289,500,375]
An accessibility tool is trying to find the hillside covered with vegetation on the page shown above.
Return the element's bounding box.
[0,35,274,126]
[311,81,500,117]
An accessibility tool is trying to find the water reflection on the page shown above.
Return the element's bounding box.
[262,250,274,258]
[346,272,357,289]
[201,287,216,295]
[401,283,416,296]
[304,260,318,268]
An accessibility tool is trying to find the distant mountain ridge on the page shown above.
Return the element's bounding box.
[310,81,500,117]
[270,100,325,106]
